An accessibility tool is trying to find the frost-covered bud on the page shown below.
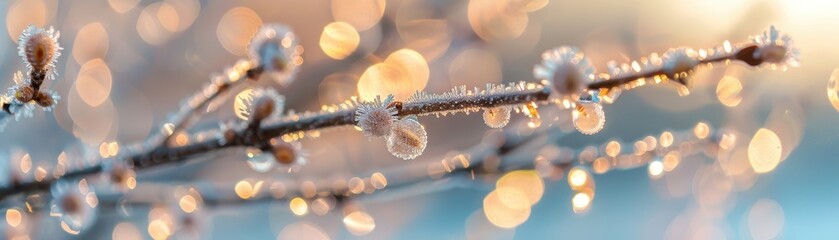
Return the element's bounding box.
[572,102,605,135]
[662,48,698,83]
[247,24,301,85]
[355,95,397,137]
[14,86,34,103]
[251,96,275,122]
[50,179,97,234]
[18,25,61,76]
[752,26,800,69]
[271,141,297,165]
[483,106,511,128]
[234,88,285,122]
[104,160,136,191]
[35,91,54,107]
[247,141,307,173]
[386,118,427,160]
[534,47,595,100]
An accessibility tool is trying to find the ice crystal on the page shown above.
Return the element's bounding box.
[483,106,511,129]
[572,102,605,135]
[355,95,397,137]
[386,118,427,160]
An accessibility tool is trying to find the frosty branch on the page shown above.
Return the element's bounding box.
[0,24,798,232]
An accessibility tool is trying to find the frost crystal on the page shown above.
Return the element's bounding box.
[483,106,511,128]
[386,118,427,160]
[573,102,605,135]
[533,46,595,100]
[752,26,800,70]
[50,179,97,234]
[18,25,62,79]
[355,95,397,137]
[248,24,301,85]
[661,48,698,82]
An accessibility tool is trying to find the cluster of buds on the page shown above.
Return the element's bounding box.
[2,25,63,126]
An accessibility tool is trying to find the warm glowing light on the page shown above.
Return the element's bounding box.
[567,167,588,189]
[468,0,529,40]
[147,219,171,240]
[319,22,360,60]
[331,0,385,31]
[749,128,782,173]
[370,172,388,189]
[716,76,743,107]
[592,157,611,174]
[290,197,309,216]
[348,177,365,194]
[6,209,22,227]
[137,3,177,45]
[482,188,531,229]
[6,0,50,41]
[278,222,331,240]
[179,195,197,213]
[343,211,376,236]
[217,7,262,56]
[660,131,674,148]
[113,222,142,240]
[749,198,784,240]
[73,22,109,64]
[571,192,592,213]
[234,180,254,199]
[496,170,544,205]
[605,141,621,157]
[648,161,664,179]
[108,0,141,13]
[385,49,430,91]
[75,58,113,107]
[20,154,32,173]
[828,69,839,112]
[663,151,681,172]
[357,62,411,101]
[694,122,710,139]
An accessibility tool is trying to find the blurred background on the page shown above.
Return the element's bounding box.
[0,0,838,239]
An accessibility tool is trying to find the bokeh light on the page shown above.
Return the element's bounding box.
[748,128,782,174]
[217,7,262,56]
[343,211,376,236]
[319,21,360,60]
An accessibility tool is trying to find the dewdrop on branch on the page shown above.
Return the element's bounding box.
[247,24,302,85]
[533,46,595,102]
[387,117,427,160]
[245,141,307,173]
[18,25,62,78]
[482,106,511,128]
[572,102,605,135]
[355,95,398,137]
